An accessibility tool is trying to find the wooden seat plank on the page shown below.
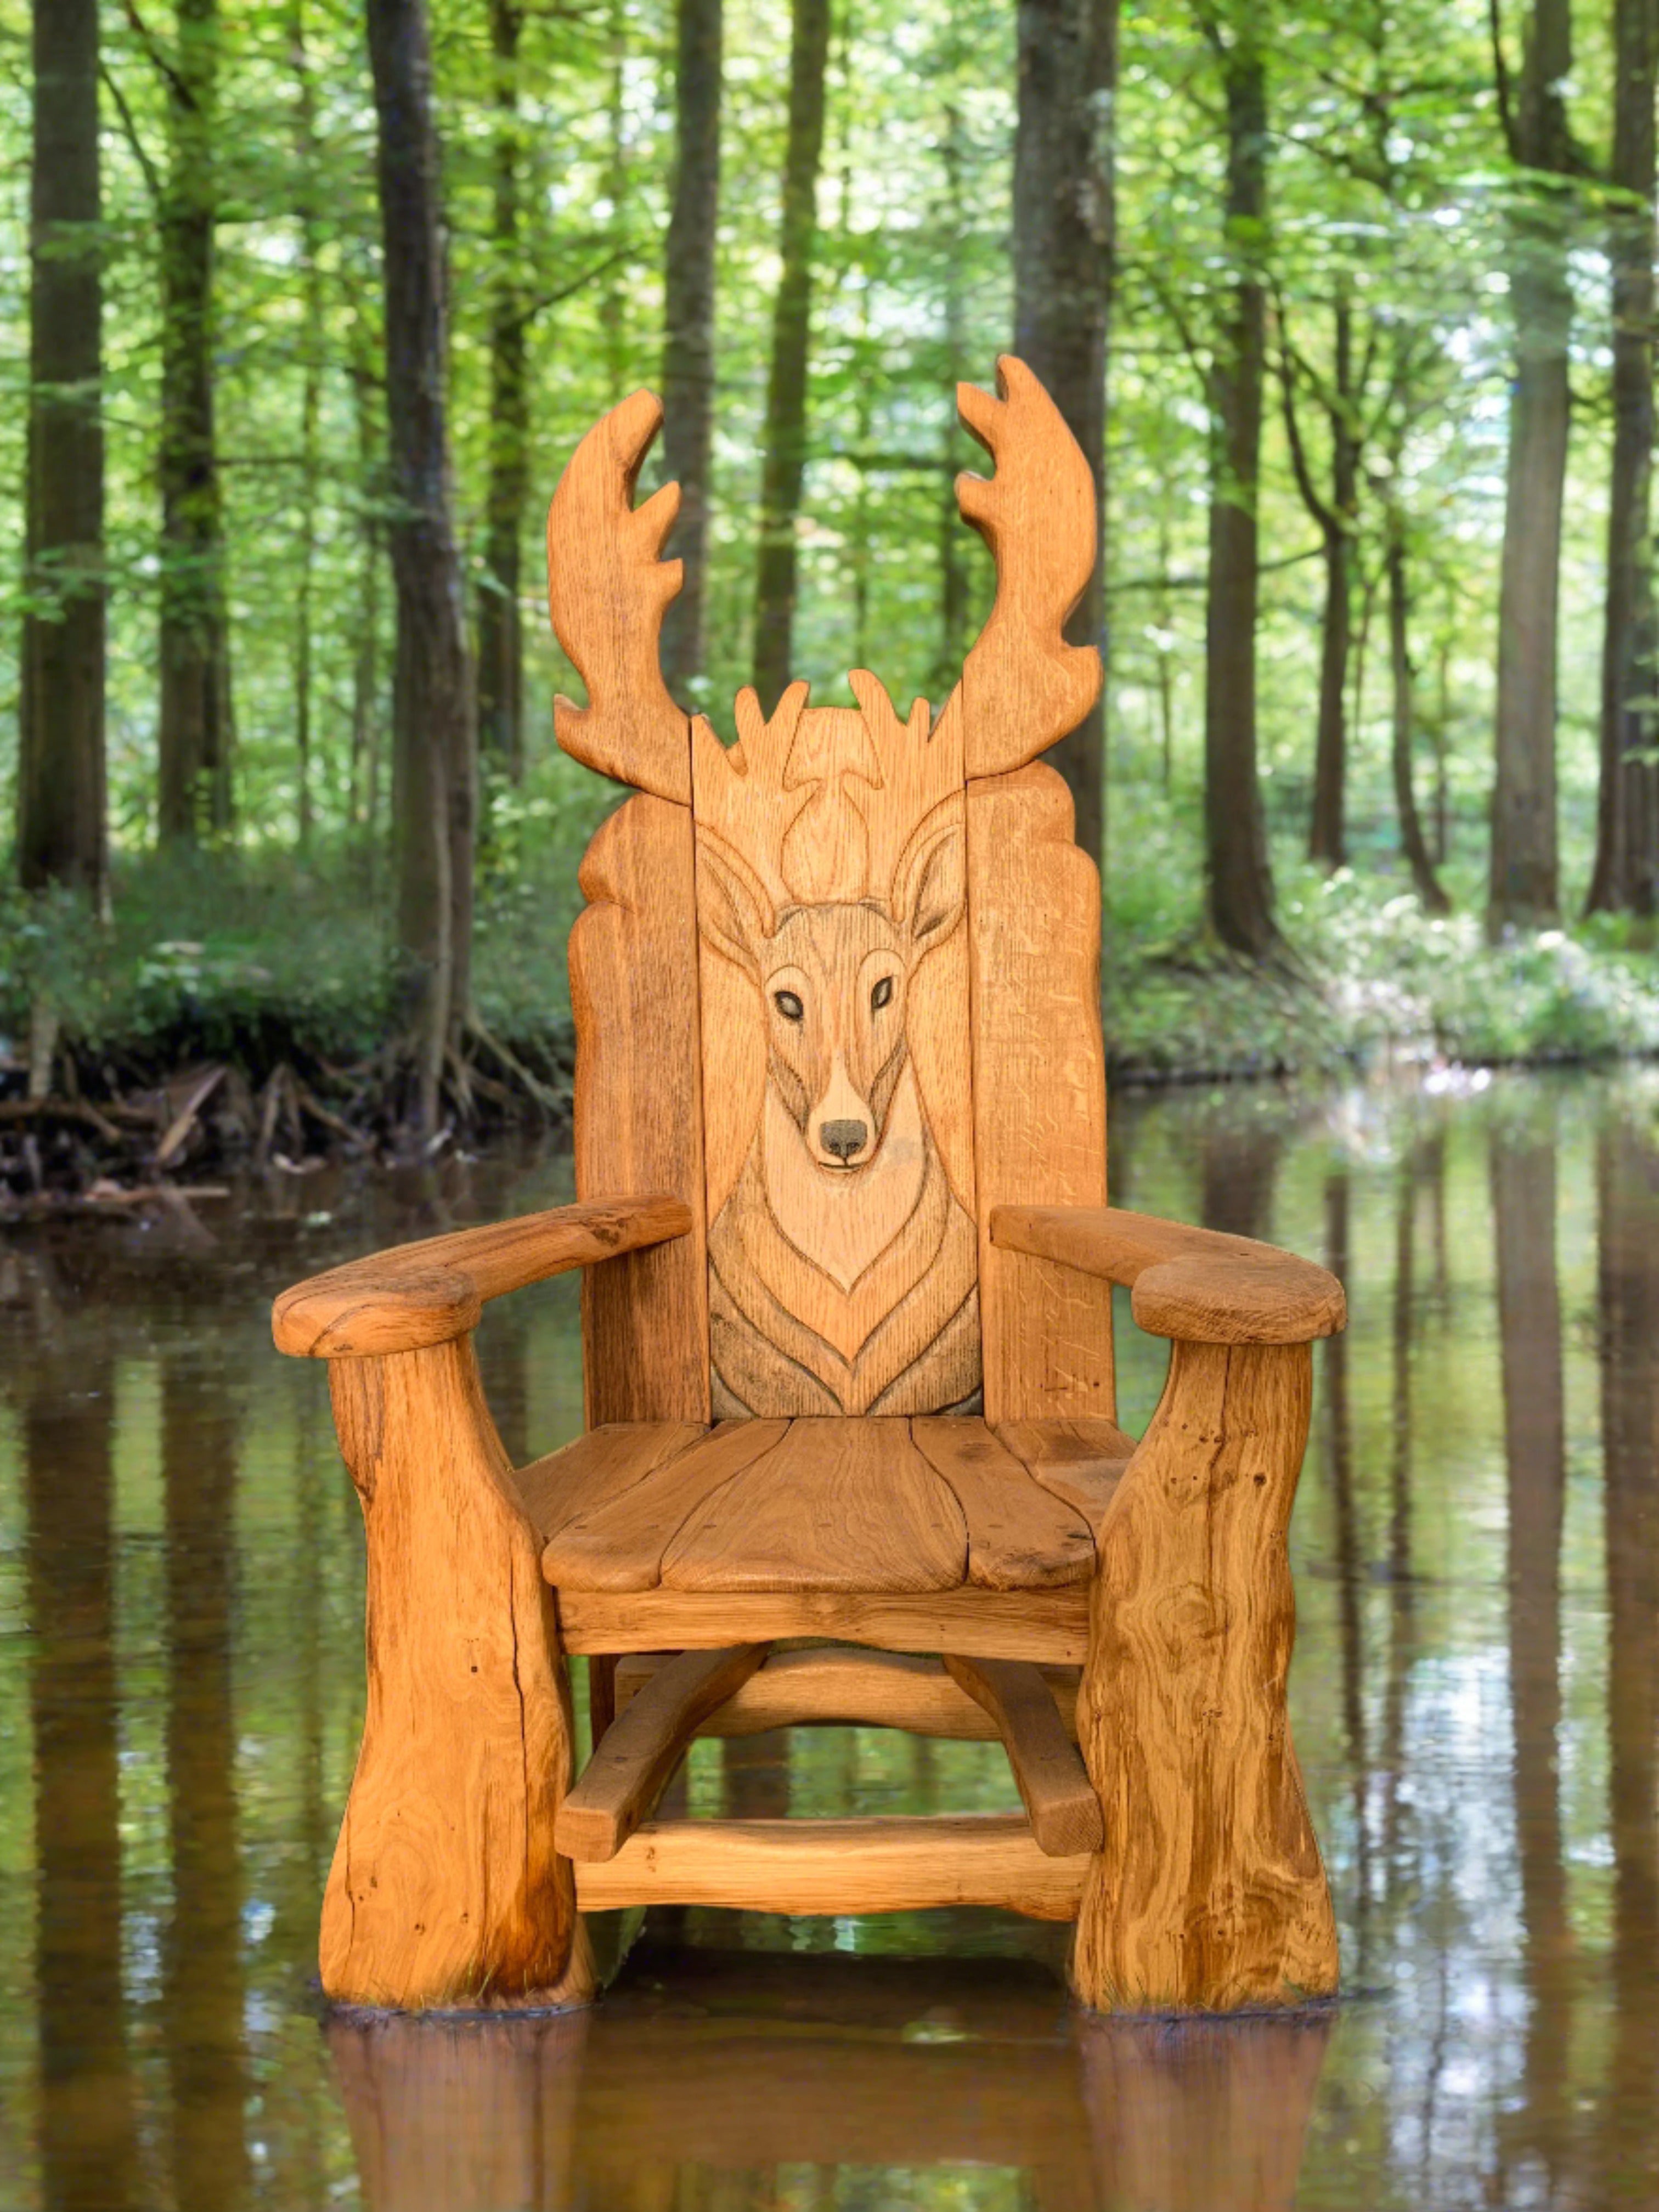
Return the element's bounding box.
[911,1416,1094,1589]
[557,1585,1090,1663]
[661,1417,968,1593]
[541,1419,789,1591]
[997,1417,1135,1537]
[555,1644,769,1862]
[514,1421,706,1546]
[943,1654,1103,1858]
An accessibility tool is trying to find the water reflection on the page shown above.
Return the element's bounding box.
[4,1078,1659,2205]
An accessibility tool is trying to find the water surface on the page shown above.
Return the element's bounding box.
[2,1068,1655,2209]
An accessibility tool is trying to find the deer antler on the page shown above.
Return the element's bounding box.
[547,389,691,802]
[945,354,1101,778]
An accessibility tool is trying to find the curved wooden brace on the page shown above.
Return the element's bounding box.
[1071,1338,1339,2012]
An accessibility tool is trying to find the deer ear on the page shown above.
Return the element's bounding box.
[696,830,774,972]
[893,797,966,962]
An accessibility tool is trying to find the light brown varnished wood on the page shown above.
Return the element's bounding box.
[966,765,1115,1423]
[997,1416,1136,1537]
[911,1415,1095,1588]
[546,387,692,801]
[513,1420,707,1547]
[613,1644,1082,1740]
[557,1584,1090,1662]
[991,1204,1347,1345]
[555,1644,768,1861]
[943,1655,1103,1857]
[320,1340,592,2008]
[571,794,712,1423]
[572,1814,1088,1920]
[540,1418,786,1591]
[661,1416,968,1593]
[1073,1340,1339,2011]
[270,1195,692,1359]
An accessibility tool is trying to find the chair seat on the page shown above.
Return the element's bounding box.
[526,1415,1133,1598]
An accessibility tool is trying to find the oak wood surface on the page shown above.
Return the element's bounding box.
[270,1194,692,1359]
[1073,1340,1339,2010]
[540,1418,786,1591]
[614,1644,1082,1740]
[319,1341,591,2007]
[514,1420,707,1547]
[991,1204,1347,1345]
[997,1415,1136,1536]
[966,765,1115,1423]
[557,1584,1090,1662]
[911,1415,1094,1588]
[942,1654,1103,1858]
[571,793,712,1422]
[555,1643,769,1861]
[572,1813,1089,1920]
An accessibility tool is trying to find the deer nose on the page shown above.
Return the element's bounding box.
[821,1118,868,1163]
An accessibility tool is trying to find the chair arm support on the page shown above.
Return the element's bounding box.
[988,1203,1345,1346]
[272,1192,693,1358]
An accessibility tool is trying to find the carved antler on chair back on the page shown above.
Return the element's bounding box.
[549,357,1116,1431]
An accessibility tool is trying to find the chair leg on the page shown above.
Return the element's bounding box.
[319,1340,596,2010]
[1071,1339,1339,2013]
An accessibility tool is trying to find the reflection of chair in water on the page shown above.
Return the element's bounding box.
[275,355,1345,2019]
[328,1951,1334,2212]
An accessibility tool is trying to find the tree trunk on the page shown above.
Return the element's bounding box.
[368,0,477,1130]
[292,0,323,847]
[478,0,528,779]
[752,0,831,714]
[1308,302,1355,870]
[1204,22,1277,956]
[1012,0,1118,871]
[1586,0,1658,916]
[19,0,106,900]
[659,0,723,704]
[600,0,630,397]
[1489,0,1576,930]
[157,0,234,844]
[1386,514,1450,913]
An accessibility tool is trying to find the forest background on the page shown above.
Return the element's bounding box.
[8,0,1659,1143]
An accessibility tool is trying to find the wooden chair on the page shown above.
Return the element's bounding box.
[273,356,1344,2018]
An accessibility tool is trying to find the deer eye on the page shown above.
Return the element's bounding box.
[871,976,894,1012]
[773,989,804,1022]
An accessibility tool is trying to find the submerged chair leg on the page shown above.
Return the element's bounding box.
[1072,1339,1339,2013]
[321,1340,594,2010]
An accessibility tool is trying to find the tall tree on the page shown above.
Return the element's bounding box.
[1201,2,1277,956]
[1585,0,1658,917]
[291,0,324,844]
[1383,478,1451,913]
[156,0,235,842]
[752,0,831,713]
[478,0,528,778]
[1488,0,1579,929]
[18,0,106,900]
[367,0,477,1128]
[1012,0,1118,870]
[659,0,723,704]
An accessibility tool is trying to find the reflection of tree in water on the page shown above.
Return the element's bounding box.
[1322,1167,1371,1956]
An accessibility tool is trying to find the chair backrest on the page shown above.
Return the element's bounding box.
[550,359,1117,1432]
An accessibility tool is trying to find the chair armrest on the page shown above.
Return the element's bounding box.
[273,1192,693,1358]
[989,1203,1345,1346]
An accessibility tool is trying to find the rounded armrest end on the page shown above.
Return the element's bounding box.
[1130,1252,1346,1347]
[273,1264,482,1359]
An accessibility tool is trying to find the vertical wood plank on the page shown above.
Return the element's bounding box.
[570,792,712,1423]
[966,763,1114,1421]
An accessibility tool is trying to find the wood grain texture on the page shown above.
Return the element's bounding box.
[911,1415,1095,1587]
[513,1420,706,1547]
[319,1341,592,2008]
[943,1655,1102,1857]
[1073,1340,1339,2012]
[571,793,712,1423]
[613,1644,1082,1740]
[540,1418,786,1592]
[692,681,980,1417]
[660,1417,968,1593]
[546,386,692,801]
[966,765,1115,1423]
[271,1195,692,1359]
[991,1204,1347,1345]
[555,1644,768,1861]
[557,1584,1090,1662]
[997,1416,1136,1537]
[572,1814,1088,1920]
